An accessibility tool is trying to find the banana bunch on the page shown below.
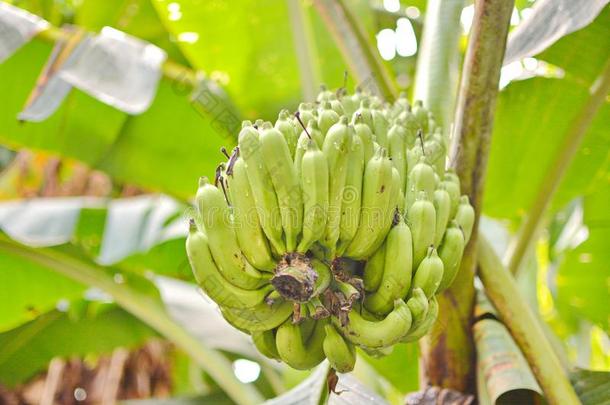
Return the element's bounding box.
[186,87,475,374]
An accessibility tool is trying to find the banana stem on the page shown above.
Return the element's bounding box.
[271,254,317,302]
[0,237,263,405]
[420,0,515,391]
[504,58,610,275]
[478,235,581,405]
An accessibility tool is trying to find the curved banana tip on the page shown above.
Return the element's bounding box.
[188,218,197,232]
[198,176,210,187]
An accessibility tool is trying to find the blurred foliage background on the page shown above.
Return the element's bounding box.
[0,0,608,404]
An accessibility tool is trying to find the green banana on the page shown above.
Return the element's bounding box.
[323,324,356,373]
[238,123,285,253]
[311,259,332,297]
[433,188,451,247]
[364,220,413,315]
[412,100,429,133]
[337,132,364,255]
[297,139,329,253]
[316,84,333,103]
[225,156,275,270]
[442,171,461,217]
[334,299,412,348]
[405,157,436,211]
[387,123,407,192]
[407,191,436,267]
[345,147,394,260]
[306,119,325,149]
[321,117,351,254]
[353,99,374,130]
[186,224,272,309]
[318,101,340,135]
[196,177,266,289]
[454,195,475,244]
[411,247,444,298]
[296,102,315,127]
[340,92,358,117]
[276,319,327,370]
[353,117,375,162]
[275,109,298,156]
[401,296,438,342]
[362,242,385,292]
[260,123,303,252]
[406,287,429,330]
[437,221,465,292]
[293,131,309,181]
[371,108,389,148]
[391,92,410,119]
[252,329,280,360]
[221,298,294,332]
[327,93,345,115]
[423,138,445,174]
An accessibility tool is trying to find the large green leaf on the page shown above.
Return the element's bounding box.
[360,344,419,393]
[0,41,127,164]
[537,6,610,85]
[150,0,302,117]
[97,80,233,198]
[483,77,610,220]
[0,251,85,332]
[556,186,610,332]
[0,304,156,387]
[570,368,610,405]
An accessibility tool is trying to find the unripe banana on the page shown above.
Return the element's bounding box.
[387,123,407,192]
[412,100,429,133]
[321,117,351,254]
[316,84,333,103]
[226,156,275,270]
[391,92,410,119]
[276,319,327,370]
[401,296,438,342]
[364,220,413,315]
[406,287,429,330]
[423,138,445,174]
[297,102,315,127]
[437,221,465,292]
[186,224,272,309]
[275,109,299,156]
[252,329,280,360]
[407,191,436,267]
[221,298,294,332]
[311,259,332,297]
[238,124,285,253]
[323,324,356,373]
[411,247,444,298]
[363,242,385,292]
[345,148,394,260]
[405,157,435,211]
[306,119,325,149]
[353,118,375,163]
[334,299,412,348]
[371,108,389,148]
[366,165,402,257]
[340,93,358,117]
[337,132,364,255]
[196,178,266,289]
[353,99,374,130]
[297,139,329,253]
[293,131,309,181]
[442,171,461,217]
[433,188,451,247]
[327,94,345,115]
[260,123,303,252]
[454,195,475,244]
[318,101,340,135]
